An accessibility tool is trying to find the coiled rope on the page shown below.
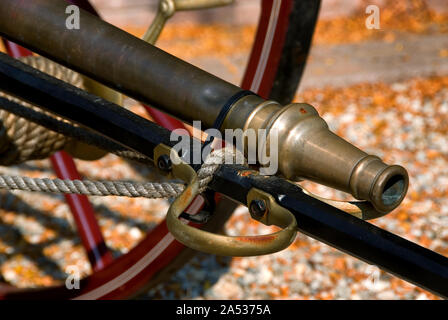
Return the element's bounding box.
[0,96,151,164]
[0,56,81,165]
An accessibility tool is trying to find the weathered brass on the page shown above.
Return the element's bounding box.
[143,0,234,45]
[246,188,298,236]
[153,143,176,177]
[299,185,390,220]
[71,0,234,160]
[155,145,298,256]
[224,101,409,214]
[64,141,108,161]
[174,0,234,10]
[142,0,176,45]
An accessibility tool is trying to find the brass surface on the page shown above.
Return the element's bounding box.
[153,144,174,172]
[155,145,298,256]
[299,185,391,220]
[143,0,234,44]
[174,0,234,10]
[224,100,409,214]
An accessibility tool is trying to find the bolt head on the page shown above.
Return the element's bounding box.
[249,199,267,218]
[157,155,172,172]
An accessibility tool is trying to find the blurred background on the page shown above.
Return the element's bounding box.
[0,0,447,300]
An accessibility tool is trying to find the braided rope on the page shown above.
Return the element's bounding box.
[0,175,184,199]
[0,96,152,164]
[0,148,241,199]
[197,147,242,191]
[0,56,83,164]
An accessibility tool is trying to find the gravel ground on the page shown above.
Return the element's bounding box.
[0,0,447,300]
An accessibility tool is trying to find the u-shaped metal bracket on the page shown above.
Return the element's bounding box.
[155,144,298,257]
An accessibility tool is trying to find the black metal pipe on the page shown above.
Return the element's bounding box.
[0,0,242,128]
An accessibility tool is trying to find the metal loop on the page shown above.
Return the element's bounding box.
[165,154,297,257]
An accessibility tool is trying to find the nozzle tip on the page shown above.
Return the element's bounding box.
[371,165,409,213]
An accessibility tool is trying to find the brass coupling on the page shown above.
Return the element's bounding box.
[221,96,409,215]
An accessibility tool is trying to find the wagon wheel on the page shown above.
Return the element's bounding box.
[0,0,320,299]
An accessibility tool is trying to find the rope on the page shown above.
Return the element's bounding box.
[0,96,151,164]
[0,56,83,165]
[0,56,245,201]
[197,147,241,191]
[0,148,240,199]
[0,56,155,164]
[0,175,184,199]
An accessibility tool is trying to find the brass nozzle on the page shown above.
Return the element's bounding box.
[224,99,408,214]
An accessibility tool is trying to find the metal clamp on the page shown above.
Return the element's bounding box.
[155,145,297,256]
[298,185,387,220]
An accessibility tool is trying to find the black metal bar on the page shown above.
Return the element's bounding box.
[208,164,448,299]
[0,52,173,159]
[0,52,447,298]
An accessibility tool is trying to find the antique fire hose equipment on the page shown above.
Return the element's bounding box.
[1,0,448,299]
[0,0,409,213]
[0,0,410,255]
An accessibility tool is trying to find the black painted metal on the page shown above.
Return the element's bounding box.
[209,165,448,299]
[0,52,173,159]
[0,52,447,299]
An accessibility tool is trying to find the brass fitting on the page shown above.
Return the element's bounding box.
[223,98,409,214]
